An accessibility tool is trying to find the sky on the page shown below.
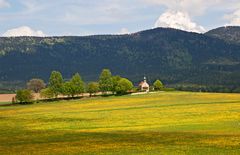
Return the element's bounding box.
[0,0,240,36]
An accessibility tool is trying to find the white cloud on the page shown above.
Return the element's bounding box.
[2,26,45,37]
[154,11,206,33]
[0,0,10,8]
[143,0,225,16]
[224,9,240,26]
[119,28,130,34]
[143,0,240,30]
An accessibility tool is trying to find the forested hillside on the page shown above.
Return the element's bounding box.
[1,27,240,92]
[206,26,240,44]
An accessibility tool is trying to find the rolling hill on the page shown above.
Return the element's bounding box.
[1,27,240,92]
[206,26,240,44]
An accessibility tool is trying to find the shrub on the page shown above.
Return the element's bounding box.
[16,89,34,104]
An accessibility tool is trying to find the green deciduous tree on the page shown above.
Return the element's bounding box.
[62,82,73,97]
[40,88,55,99]
[27,78,46,93]
[111,75,122,94]
[16,89,34,104]
[49,71,64,98]
[115,78,133,95]
[99,69,113,93]
[62,73,85,97]
[70,73,85,95]
[153,79,164,91]
[87,82,100,97]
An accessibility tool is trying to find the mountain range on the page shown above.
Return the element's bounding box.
[1,26,240,92]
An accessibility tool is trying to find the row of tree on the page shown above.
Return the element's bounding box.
[15,69,164,103]
[40,69,134,98]
[15,69,136,103]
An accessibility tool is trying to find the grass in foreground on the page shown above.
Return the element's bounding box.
[0,102,11,105]
[0,92,240,154]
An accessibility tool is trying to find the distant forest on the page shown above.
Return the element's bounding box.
[1,27,240,93]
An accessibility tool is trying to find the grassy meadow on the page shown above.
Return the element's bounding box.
[0,102,11,105]
[0,92,240,154]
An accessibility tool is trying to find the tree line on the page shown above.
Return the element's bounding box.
[14,69,164,104]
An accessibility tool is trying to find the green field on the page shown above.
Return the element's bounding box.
[0,92,240,154]
[0,102,10,105]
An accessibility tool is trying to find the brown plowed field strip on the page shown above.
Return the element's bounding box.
[0,94,15,102]
[0,94,42,103]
